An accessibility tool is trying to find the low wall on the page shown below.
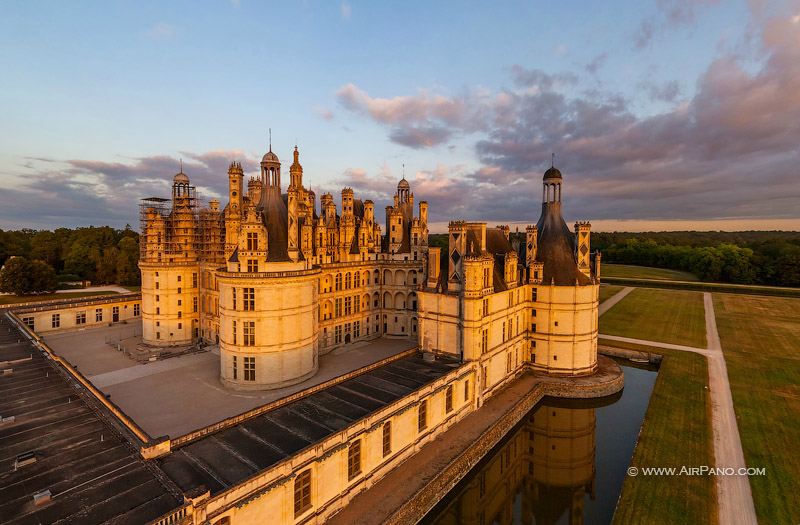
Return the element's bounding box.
[13,294,142,334]
[599,344,663,365]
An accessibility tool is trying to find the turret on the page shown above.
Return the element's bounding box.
[289,146,303,189]
[341,188,354,217]
[575,222,591,278]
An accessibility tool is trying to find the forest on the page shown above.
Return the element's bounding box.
[0,226,141,291]
[429,230,800,287]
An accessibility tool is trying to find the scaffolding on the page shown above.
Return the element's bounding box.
[139,185,225,265]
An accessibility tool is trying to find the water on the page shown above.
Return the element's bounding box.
[422,361,657,525]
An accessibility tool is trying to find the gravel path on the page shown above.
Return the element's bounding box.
[598,286,634,316]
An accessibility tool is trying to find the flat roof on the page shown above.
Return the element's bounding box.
[44,323,418,438]
[0,314,184,525]
[158,353,461,496]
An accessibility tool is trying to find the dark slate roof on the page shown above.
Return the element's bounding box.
[158,354,461,496]
[353,199,364,220]
[228,246,239,263]
[0,315,184,525]
[534,202,593,286]
[256,188,291,262]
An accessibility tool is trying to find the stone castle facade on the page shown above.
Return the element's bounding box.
[139,145,428,389]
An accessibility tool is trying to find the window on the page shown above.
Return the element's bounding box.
[464,380,470,401]
[51,314,60,328]
[244,288,255,311]
[192,273,198,288]
[156,295,160,302]
[76,311,86,325]
[232,321,237,344]
[95,309,103,322]
[294,469,312,517]
[244,356,256,381]
[247,259,258,272]
[481,329,488,354]
[553,355,557,361]
[507,352,513,373]
[134,303,140,316]
[382,422,392,457]
[178,311,182,318]
[344,296,352,315]
[178,287,181,294]
[247,232,258,251]
[244,322,255,346]
[193,297,198,313]
[335,298,342,317]
[178,299,182,306]
[445,385,453,413]
[483,298,489,317]
[348,440,362,480]
[502,322,506,342]
[354,320,360,337]
[354,295,360,314]
[177,275,181,282]
[232,288,237,309]
[345,272,351,289]
[508,292,513,308]
[532,288,538,302]
[418,399,428,432]
[354,273,360,288]
[155,281,159,289]
[345,322,351,334]
[335,325,342,343]
[483,267,490,288]
[232,356,237,379]
[482,366,488,391]
[335,273,342,291]
[22,317,34,329]
[532,309,537,317]
[531,323,536,333]
[554,321,559,327]
[156,332,161,340]
[156,307,160,315]
[509,318,513,337]
[178,322,182,329]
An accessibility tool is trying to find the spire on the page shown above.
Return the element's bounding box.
[269,128,272,151]
[180,158,183,173]
[402,163,405,180]
[551,152,555,168]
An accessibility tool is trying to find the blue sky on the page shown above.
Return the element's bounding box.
[1,0,799,232]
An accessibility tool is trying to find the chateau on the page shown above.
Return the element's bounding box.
[3,145,616,525]
[139,145,428,389]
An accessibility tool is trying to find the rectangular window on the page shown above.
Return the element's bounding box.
[178,311,182,318]
[335,325,342,343]
[532,288,538,302]
[232,320,237,345]
[177,275,181,282]
[418,400,428,431]
[345,272,351,289]
[509,318,513,337]
[482,366,488,391]
[155,281,159,289]
[134,303,140,316]
[192,273,198,288]
[247,259,258,272]
[354,295,360,314]
[483,298,489,317]
[232,288,237,310]
[22,317,34,329]
[193,297,198,313]
[502,322,506,342]
[244,321,255,346]
[294,469,312,517]
[445,385,453,413]
[464,380,470,401]
[382,422,392,457]
[76,311,86,325]
[96,308,103,322]
[156,295,160,302]
[344,296,352,315]
[508,292,513,308]
[335,298,342,317]
[354,320,360,338]
[481,329,488,354]
[52,314,60,328]
[232,356,238,380]
[177,287,181,294]
[156,332,160,339]
[244,288,255,311]
[507,352,513,373]
[345,322,351,334]
[532,323,536,333]
[178,299,182,306]
[348,440,362,480]
[532,309,537,317]
[483,268,489,288]
[335,274,342,291]
[244,356,256,381]
[247,232,258,251]
[354,273,361,288]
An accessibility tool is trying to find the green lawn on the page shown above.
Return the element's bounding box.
[123,286,142,292]
[0,291,119,305]
[607,340,716,525]
[599,284,624,304]
[712,293,800,523]
[602,263,699,281]
[600,288,707,348]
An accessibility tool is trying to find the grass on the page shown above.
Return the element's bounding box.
[712,293,800,523]
[0,291,119,305]
[606,340,717,525]
[599,284,624,304]
[602,263,699,281]
[123,286,142,292]
[600,288,707,348]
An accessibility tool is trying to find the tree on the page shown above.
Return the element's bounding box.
[0,257,58,295]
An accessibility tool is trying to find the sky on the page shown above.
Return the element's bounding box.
[1,0,799,233]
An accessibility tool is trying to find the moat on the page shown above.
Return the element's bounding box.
[422,360,657,524]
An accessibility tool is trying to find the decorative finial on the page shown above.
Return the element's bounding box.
[402,163,405,180]
[269,128,272,151]
[180,158,183,173]
[551,152,555,168]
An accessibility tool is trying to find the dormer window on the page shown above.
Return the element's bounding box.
[247,232,258,251]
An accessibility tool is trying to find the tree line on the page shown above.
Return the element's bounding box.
[0,226,141,294]
[593,231,800,287]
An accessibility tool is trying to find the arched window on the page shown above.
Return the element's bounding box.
[345,272,351,290]
[335,273,342,291]
[354,272,360,288]
[294,469,312,517]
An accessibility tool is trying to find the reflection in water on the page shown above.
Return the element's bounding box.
[424,362,656,525]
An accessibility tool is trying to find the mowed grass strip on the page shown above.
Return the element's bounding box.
[602,263,699,281]
[607,340,716,525]
[600,288,707,348]
[599,284,624,304]
[0,291,119,305]
[712,293,800,524]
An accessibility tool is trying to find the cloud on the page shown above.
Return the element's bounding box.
[585,52,608,74]
[633,0,718,49]
[146,23,174,40]
[333,11,800,224]
[341,2,351,20]
[0,150,259,229]
[314,106,334,120]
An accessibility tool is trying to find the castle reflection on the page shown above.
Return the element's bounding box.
[427,396,620,525]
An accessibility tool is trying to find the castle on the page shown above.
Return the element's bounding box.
[139,144,428,389]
